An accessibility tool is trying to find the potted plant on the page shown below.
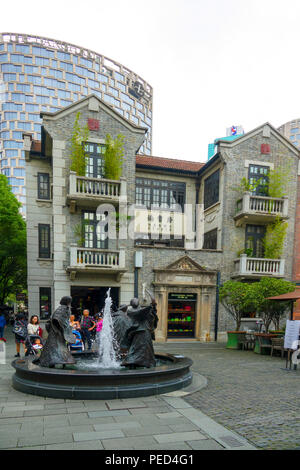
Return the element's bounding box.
[220,281,256,349]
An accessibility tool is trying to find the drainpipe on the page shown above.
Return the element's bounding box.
[134,252,143,299]
[134,268,139,298]
[214,271,221,341]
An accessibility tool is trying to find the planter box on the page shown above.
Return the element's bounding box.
[226,331,247,350]
[254,333,278,354]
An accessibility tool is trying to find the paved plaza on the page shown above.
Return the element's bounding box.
[0,329,299,450]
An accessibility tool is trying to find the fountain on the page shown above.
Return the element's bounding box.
[12,291,193,399]
[97,289,120,369]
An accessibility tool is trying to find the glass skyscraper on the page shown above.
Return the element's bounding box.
[0,32,153,215]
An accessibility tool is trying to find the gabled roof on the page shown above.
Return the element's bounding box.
[40,94,148,135]
[216,122,300,157]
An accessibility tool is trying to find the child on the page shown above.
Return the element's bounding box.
[32,338,43,353]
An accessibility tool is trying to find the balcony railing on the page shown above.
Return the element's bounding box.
[69,245,125,269]
[234,254,285,277]
[67,172,127,211]
[234,192,288,226]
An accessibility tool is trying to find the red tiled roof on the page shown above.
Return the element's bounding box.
[136,155,204,173]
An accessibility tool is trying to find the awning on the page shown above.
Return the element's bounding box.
[267,288,300,301]
[266,288,300,320]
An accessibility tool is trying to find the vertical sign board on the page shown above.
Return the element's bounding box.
[284,320,300,350]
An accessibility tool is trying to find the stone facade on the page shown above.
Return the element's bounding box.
[25,99,300,342]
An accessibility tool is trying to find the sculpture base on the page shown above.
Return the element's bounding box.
[11,353,193,400]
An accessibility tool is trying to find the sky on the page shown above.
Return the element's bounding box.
[1,0,300,162]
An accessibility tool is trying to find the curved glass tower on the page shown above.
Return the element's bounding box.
[0,32,153,215]
[278,119,300,149]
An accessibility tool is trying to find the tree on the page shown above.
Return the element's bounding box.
[0,175,27,304]
[70,112,90,176]
[252,277,295,332]
[220,281,256,331]
[103,134,125,180]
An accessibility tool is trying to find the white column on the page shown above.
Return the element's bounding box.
[119,250,126,268]
[240,254,247,275]
[282,196,289,218]
[69,171,77,195]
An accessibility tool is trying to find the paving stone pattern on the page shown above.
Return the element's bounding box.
[156,342,300,450]
[0,331,257,451]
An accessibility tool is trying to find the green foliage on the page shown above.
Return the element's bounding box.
[267,165,293,198]
[232,177,264,195]
[233,165,292,198]
[103,134,125,180]
[220,281,257,331]
[70,112,90,176]
[0,175,27,304]
[251,278,295,332]
[263,216,288,259]
[237,247,253,257]
[220,278,295,332]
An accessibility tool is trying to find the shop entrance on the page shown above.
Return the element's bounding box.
[71,286,119,320]
[167,293,197,338]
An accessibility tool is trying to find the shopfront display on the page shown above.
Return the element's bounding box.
[167,293,197,338]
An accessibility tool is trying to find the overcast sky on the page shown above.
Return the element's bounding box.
[1,0,300,162]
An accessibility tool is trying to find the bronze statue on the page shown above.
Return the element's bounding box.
[36,296,76,368]
[111,304,131,357]
[121,290,158,369]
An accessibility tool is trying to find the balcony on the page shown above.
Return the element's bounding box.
[67,244,126,280]
[66,171,127,212]
[233,254,285,279]
[234,192,288,227]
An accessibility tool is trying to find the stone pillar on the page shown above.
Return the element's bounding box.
[155,287,168,342]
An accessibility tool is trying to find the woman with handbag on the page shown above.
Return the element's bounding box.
[13,313,28,357]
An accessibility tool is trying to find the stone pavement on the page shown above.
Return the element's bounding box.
[0,330,256,450]
[156,342,300,450]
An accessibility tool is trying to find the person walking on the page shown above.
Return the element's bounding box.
[0,311,7,342]
[13,313,28,357]
[80,309,96,350]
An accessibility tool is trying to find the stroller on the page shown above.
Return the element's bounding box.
[68,330,85,352]
[25,334,44,356]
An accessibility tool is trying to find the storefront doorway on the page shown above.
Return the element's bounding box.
[167,293,197,338]
[71,286,119,320]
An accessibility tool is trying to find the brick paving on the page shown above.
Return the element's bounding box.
[0,330,257,451]
[156,342,300,450]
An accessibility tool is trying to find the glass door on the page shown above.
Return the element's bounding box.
[167,293,197,338]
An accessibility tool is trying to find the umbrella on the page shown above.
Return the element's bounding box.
[266,288,300,320]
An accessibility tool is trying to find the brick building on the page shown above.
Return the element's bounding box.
[24,95,300,342]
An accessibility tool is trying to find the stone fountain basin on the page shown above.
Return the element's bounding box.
[11,353,193,400]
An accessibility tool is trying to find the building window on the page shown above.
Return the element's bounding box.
[37,173,50,199]
[245,225,266,258]
[40,287,51,320]
[248,164,269,196]
[204,170,220,210]
[38,224,51,258]
[84,142,106,179]
[203,228,218,250]
[83,211,108,249]
[135,178,185,210]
